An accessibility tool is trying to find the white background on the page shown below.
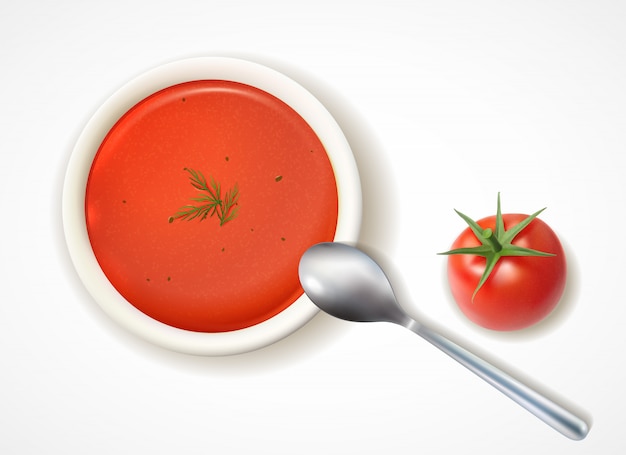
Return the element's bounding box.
[1,1,624,453]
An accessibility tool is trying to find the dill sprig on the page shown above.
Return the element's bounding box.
[169,168,239,226]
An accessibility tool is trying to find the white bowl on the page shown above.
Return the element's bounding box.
[62,57,361,356]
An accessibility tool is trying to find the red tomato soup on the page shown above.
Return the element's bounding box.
[85,80,339,332]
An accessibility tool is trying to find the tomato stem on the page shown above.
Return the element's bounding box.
[482,228,503,252]
[439,194,556,300]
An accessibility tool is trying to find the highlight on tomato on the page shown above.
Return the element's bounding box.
[439,194,566,331]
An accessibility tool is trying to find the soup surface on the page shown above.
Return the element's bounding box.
[85,80,339,332]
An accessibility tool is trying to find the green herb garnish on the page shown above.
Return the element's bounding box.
[169,168,239,226]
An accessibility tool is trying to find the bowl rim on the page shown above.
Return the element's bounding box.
[62,57,362,355]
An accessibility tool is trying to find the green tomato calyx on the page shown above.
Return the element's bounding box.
[439,193,555,301]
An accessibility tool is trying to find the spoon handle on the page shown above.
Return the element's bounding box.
[405,320,589,440]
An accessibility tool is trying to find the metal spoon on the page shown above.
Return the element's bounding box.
[298,242,589,440]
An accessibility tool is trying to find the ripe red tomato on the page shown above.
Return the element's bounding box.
[442,199,566,331]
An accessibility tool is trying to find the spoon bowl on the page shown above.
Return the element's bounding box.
[299,242,407,324]
[299,242,590,440]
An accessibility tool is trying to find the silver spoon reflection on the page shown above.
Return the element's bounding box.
[298,242,589,440]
